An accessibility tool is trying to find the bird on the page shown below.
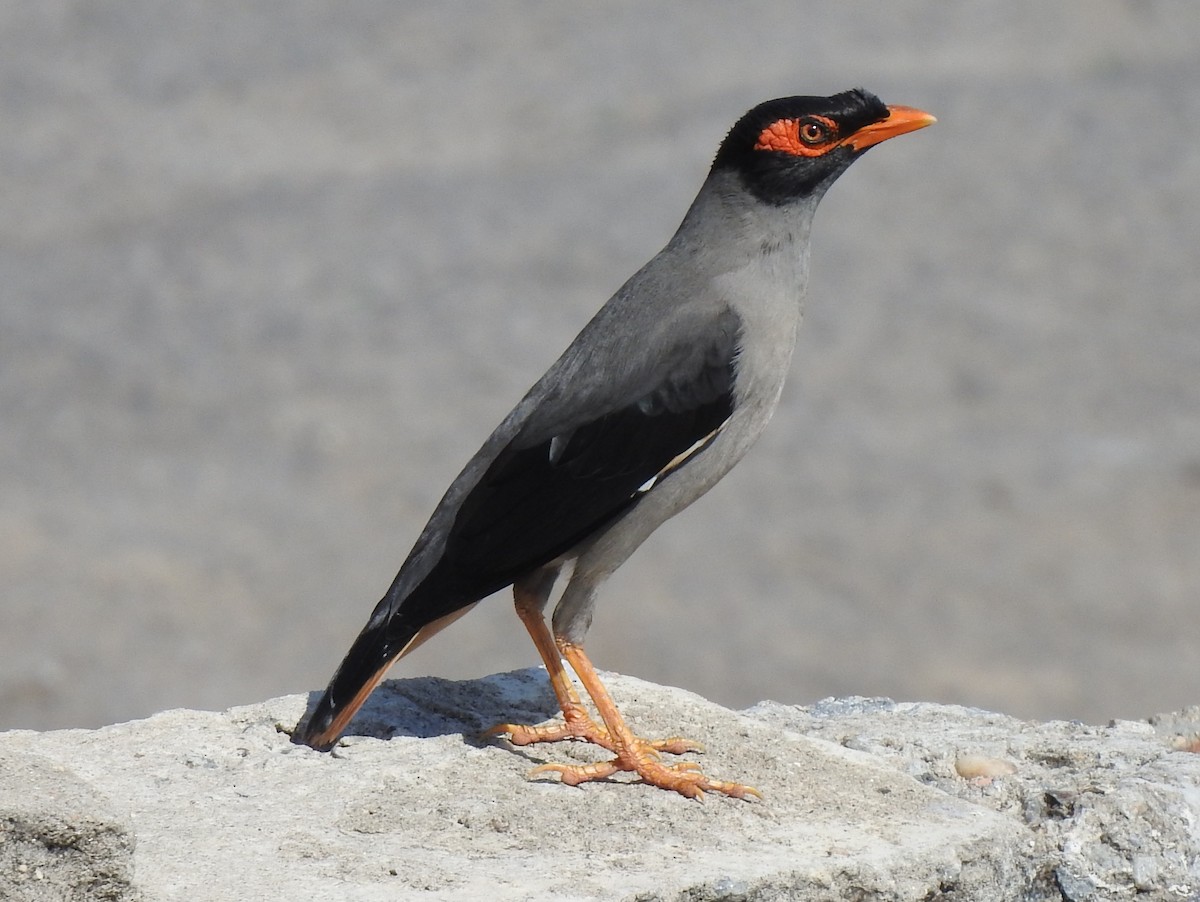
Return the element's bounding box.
[295,88,934,800]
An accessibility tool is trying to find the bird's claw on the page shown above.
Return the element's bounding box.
[652,736,706,755]
[528,753,760,801]
[484,712,702,758]
[485,705,750,799]
[483,705,616,750]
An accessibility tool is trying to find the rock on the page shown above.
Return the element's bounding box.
[0,754,138,901]
[0,670,1196,901]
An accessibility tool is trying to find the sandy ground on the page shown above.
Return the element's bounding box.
[2,2,1198,731]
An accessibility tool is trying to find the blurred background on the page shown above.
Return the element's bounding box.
[2,2,1197,731]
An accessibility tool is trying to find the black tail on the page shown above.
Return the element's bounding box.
[294,593,422,751]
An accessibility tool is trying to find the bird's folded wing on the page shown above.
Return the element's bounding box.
[442,307,741,587]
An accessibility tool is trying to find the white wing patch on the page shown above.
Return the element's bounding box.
[548,432,572,465]
[636,420,728,495]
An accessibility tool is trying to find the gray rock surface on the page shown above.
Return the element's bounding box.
[2,670,1197,901]
[3,2,1199,736]
[0,754,137,901]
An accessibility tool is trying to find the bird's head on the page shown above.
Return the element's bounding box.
[711,89,935,204]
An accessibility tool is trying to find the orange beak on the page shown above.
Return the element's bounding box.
[842,105,936,152]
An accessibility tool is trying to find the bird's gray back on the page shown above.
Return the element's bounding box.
[384,170,821,611]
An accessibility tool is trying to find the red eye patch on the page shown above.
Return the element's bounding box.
[754,117,837,157]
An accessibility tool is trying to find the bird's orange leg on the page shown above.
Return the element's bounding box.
[483,586,699,756]
[482,586,610,748]
[527,639,761,801]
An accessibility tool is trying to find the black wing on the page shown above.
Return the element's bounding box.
[441,313,740,593]
[294,308,740,750]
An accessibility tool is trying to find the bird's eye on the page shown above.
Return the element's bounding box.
[798,119,830,146]
[753,115,840,156]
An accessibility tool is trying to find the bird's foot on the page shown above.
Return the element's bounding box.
[483,702,702,757]
[528,747,760,802]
